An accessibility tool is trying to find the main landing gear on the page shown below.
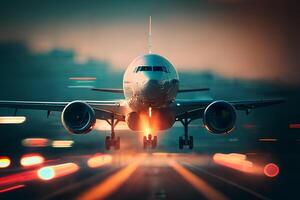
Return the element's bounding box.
[143,134,158,149]
[105,115,120,150]
[179,118,194,150]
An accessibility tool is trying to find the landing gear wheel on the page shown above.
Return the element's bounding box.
[179,136,184,149]
[105,136,121,150]
[189,136,194,149]
[105,136,111,150]
[115,136,121,150]
[143,134,158,149]
[143,136,147,149]
[152,136,158,149]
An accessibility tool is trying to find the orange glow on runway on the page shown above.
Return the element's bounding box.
[20,154,45,167]
[264,163,279,177]
[0,157,11,168]
[0,184,25,193]
[52,140,74,148]
[22,138,49,147]
[213,153,259,173]
[0,116,26,124]
[87,154,112,168]
[168,160,228,200]
[78,155,145,200]
[37,163,79,181]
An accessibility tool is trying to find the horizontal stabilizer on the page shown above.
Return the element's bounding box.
[178,88,210,93]
[91,88,124,93]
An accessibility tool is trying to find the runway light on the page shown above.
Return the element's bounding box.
[22,138,49,147]
[20,154,45,167]
[0,157,11,168]
[289,124,300,129]
[87,154,112,168]
[258,138,277,142]
[37,163,79,181]
[37,167,55,180]
[264,163,279,177]
[213,153,256,173]
[52,140,74,148]
[0,116,26,124]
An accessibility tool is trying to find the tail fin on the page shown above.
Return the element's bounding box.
[148,16,152,54]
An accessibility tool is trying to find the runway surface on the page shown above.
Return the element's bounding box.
[0,125,299,200]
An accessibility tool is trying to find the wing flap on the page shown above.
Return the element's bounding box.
[178,88,209,93]
[91,88,124,93]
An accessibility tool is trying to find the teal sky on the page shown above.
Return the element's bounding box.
[0,0,299,84]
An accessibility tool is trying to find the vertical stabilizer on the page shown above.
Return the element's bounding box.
[148,16,152,54]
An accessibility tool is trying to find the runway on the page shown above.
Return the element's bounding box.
[0,121,298,200]
[0,149,294,200]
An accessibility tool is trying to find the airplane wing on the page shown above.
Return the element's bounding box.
[0,100,126,121]
[174,99,284,120]
[178,88,209,93]
[91,88,124,93]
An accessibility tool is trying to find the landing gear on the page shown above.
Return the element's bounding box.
[143,134,158,149]
[105,115,120,150]
[179,118,194,149]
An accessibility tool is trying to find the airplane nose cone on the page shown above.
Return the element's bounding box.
[142,80,168,100]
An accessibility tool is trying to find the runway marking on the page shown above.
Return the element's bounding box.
[184,162,271,200]
[77,155,146,200]
[0,184,25,193]
[168,160,228,200]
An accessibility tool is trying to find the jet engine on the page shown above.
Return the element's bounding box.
[203,101,236,134]
[61,101,96,134]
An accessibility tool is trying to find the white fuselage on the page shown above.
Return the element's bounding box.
[123,54,179,111]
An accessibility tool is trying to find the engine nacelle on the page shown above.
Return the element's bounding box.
[61,101,96,134]
[126,109,175,131]
[203,101,236,134]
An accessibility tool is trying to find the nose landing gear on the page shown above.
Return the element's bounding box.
[143,134,158,149]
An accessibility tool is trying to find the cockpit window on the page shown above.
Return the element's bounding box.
[136,66,152,72]
[135,66,169,73]
[153,66,168,73]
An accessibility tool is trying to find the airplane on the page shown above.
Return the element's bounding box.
[0,17,284,150]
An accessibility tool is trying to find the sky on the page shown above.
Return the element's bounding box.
[0,0,299,84]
